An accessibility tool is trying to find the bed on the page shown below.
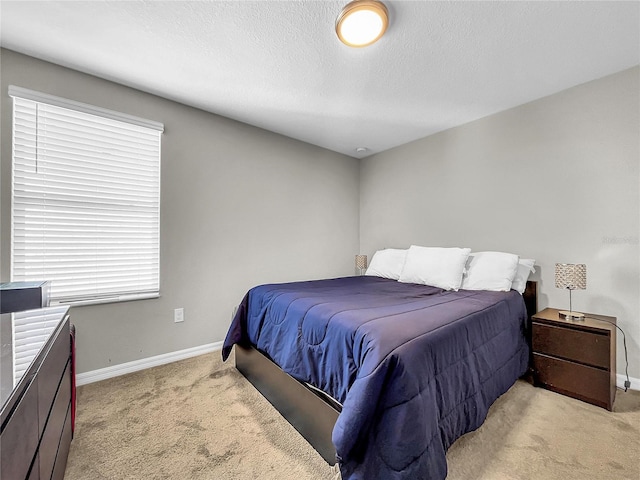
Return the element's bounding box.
[222,275,537,480]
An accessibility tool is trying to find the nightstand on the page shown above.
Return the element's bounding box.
[531,307,616,411]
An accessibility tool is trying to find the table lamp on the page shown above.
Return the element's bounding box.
[355,255,368,275]
[555,263,586,320]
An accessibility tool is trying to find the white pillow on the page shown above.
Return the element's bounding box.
[461,251,520,292]
[398,245,471,291]
[365,248,407,280]
[511,259,536,294]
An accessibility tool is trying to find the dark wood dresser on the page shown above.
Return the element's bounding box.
[531,307,616,410]
[1,306,73,479]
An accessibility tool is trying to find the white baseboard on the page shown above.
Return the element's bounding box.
[617,373,639,391]
[75,343,639,392]
[76,341,223,386]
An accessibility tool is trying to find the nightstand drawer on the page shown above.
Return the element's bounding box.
[533,353,612,409]
[532,322,610,369]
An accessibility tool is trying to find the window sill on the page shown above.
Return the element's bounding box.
[54,293,160,308]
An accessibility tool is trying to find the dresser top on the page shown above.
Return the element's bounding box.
[1,306,69,409]
[0,281,49,290]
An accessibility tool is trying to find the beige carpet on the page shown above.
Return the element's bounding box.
[65,351,640,480]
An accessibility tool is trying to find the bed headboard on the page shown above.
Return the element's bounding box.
[523,281,537,320]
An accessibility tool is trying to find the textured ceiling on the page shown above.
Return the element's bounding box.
[1,1,638,158]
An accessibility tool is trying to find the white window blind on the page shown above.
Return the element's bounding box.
[10,86,163,305]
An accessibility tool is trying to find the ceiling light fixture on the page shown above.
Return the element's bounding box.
[336,0,389,48]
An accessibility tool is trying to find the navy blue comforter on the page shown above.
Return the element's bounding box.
[222,276,529,480]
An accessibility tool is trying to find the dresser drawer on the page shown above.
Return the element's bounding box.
[51,403,73,480]
[532,322,610,369]
[0,376,40,480]
[27,454,40,480]
[37,317,70,436]
[533,353,612,409]
[0,306,72,480]
[39,359,71,480]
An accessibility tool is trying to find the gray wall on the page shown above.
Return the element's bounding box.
[360,67,640,380]
[0,49,360,373]
[3,48,638,382]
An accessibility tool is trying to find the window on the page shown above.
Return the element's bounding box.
[10,86,163,306]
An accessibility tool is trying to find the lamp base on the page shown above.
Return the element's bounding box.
[558,310,585,321]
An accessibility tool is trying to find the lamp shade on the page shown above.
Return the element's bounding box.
[355,254,368,270]
[555,263,587,290]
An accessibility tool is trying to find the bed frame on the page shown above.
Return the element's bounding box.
[235,281,538,465]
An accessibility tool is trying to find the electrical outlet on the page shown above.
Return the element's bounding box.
[174,308,184,323]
